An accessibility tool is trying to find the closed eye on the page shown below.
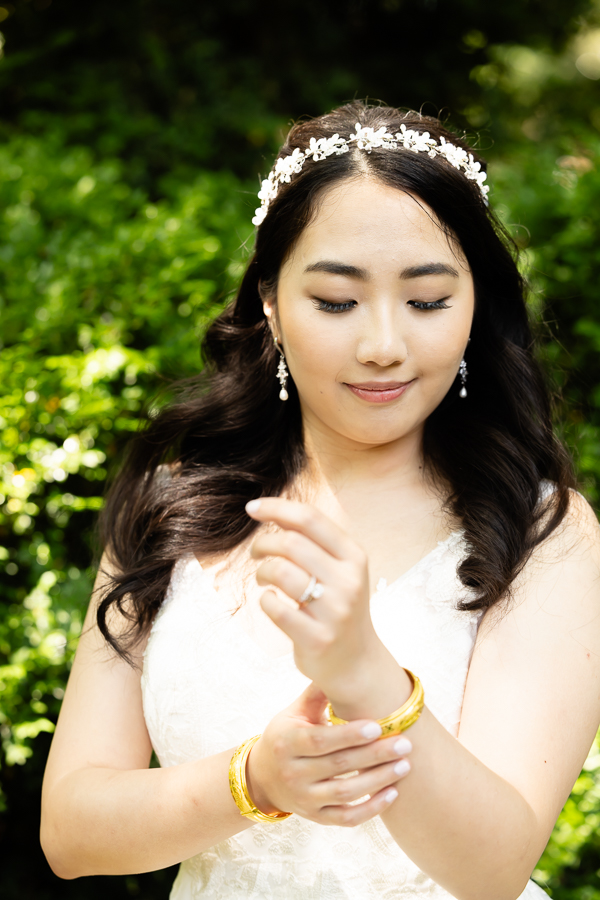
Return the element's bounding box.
[312,299,357,313]
[408,298,451,310]
[312,297,452,313]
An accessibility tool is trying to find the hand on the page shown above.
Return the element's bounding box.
[247,497,406,713]
[246,684,412,826]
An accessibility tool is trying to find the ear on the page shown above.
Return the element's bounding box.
[263,298,275,322]
[258,280,277,324]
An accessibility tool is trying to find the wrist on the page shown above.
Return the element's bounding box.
[326,651,412,722]
[244,738,282,817]
[329,668,424,739]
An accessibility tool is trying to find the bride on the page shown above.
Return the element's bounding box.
[41,101,600,899]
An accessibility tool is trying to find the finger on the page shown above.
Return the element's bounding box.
[317,784,401,828]
[246,498,359,561]
[300,733,413,780]
[311,757,410,807]
[287,682,330,725]
[259,568,361,629]
[284,712,387,759]
[251,530,336,585]
[256,556,329,608]
[260,588,332,643]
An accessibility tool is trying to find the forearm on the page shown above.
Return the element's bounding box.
[329,664,541,900]
[41,748,251,879]
[382,709,539,900]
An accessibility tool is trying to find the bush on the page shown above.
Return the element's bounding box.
[0,129,251,821]
[487,133,600,896]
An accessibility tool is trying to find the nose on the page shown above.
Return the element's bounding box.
[355,303,407,368]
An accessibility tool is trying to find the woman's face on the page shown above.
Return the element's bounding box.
[263,177,475,450]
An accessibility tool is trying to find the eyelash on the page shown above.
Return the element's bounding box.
[408,298,451,311]
[313,299,356,313]
[312,298,451,313]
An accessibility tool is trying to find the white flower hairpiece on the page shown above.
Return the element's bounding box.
[252,122,489,226]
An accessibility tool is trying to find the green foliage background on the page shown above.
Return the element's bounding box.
[2,0,600,897]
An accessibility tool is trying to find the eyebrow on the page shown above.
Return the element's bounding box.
[303,260,459,280]
[304,261,369,279]
[400,263,459,279]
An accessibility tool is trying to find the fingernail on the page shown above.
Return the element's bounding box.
[361,722,383,740]
[246,499,261,513]
[394,759,410,777]
[384,788,398,803]
[393,737,412,756]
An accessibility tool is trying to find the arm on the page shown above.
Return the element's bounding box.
[41,554,411,879]
[40,556,249,878]
[248,493,600,900]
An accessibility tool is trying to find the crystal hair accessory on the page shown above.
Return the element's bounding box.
[252,123,489,226]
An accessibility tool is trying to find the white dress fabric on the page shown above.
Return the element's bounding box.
[141,531,549,899]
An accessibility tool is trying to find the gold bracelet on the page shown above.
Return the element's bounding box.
[326,668,425,738]
[228,734,293,823]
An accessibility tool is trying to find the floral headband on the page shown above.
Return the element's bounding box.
[252,123,489,226]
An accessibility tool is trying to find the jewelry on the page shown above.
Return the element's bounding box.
[298,574,325,605]
[229,734,293,823]
[252,123,489,226]
[326,668,424,739]
[273,336,289,401]
[459,359,468,399]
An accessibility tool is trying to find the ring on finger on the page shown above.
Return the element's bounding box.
[298,574,325,605]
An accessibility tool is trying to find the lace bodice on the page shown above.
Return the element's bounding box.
[141,532,549,899]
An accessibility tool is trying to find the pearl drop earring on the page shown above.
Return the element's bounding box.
[459,359,468,399]
[274,336,289,401]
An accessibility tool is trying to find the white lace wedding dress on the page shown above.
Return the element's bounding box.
[141,531,550,899]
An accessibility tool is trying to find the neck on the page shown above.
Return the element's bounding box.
[298,407,428,497]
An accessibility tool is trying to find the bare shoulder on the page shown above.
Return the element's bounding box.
[478,488,600,639]
[551,487,600,550]
[460,490,600,827]
[527,487,600,595]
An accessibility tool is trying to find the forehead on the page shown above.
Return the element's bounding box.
[281,176,468,277]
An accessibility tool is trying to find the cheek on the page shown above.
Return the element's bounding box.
[283,316,353,383]
[418,332,464,371]
[409,318,472,398]
[417,304,472,362]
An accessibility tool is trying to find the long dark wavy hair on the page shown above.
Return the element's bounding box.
[98,100,574,660]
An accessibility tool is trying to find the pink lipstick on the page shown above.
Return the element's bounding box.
[345,380,415,403]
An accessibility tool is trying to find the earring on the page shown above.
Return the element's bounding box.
[459,359,468,399]
[274,336,289,401]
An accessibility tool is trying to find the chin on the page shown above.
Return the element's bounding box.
[339,422,417,446]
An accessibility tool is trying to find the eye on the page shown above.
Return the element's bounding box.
[312,299,357,313]
[408,298,451,311]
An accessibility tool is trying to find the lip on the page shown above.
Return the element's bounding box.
[344,380,415,403]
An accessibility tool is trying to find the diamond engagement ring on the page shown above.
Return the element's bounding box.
[298,575,325,605]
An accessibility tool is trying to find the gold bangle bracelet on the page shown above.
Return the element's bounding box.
[326,668,425,738]
[228,734,293,824]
